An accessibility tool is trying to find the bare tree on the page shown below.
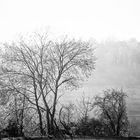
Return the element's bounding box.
[94,89,129,136]
[77,93,94,123]
[75,94,94,136]
[59,103,75,125]
[1,33,50,135]
[44,37,95,135]
[0,32,95,136]
[58,104,75,139]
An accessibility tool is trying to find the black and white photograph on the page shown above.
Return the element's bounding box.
[0,0,140,139]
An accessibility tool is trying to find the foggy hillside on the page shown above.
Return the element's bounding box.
[94,39,140,87]
[64,39,140,119]
[92,39,140,118]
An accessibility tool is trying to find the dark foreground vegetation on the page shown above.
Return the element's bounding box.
[1,136,140,140]
[0,33,138,139]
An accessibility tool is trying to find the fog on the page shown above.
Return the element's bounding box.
[63,39,140,118]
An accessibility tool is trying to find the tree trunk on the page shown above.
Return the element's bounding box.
[50,94,57,134]
[46,111,50,135]
[33,78,44,136]
[35,93,44,135]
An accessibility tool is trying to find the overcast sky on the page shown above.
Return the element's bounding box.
[0,0,140,42]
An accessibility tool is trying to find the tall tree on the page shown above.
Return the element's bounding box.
[46,38,95,134]
[0,32,95,136]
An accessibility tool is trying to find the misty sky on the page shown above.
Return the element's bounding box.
[0,0,140,42]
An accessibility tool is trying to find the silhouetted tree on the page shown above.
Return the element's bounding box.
[94,89,129,136]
